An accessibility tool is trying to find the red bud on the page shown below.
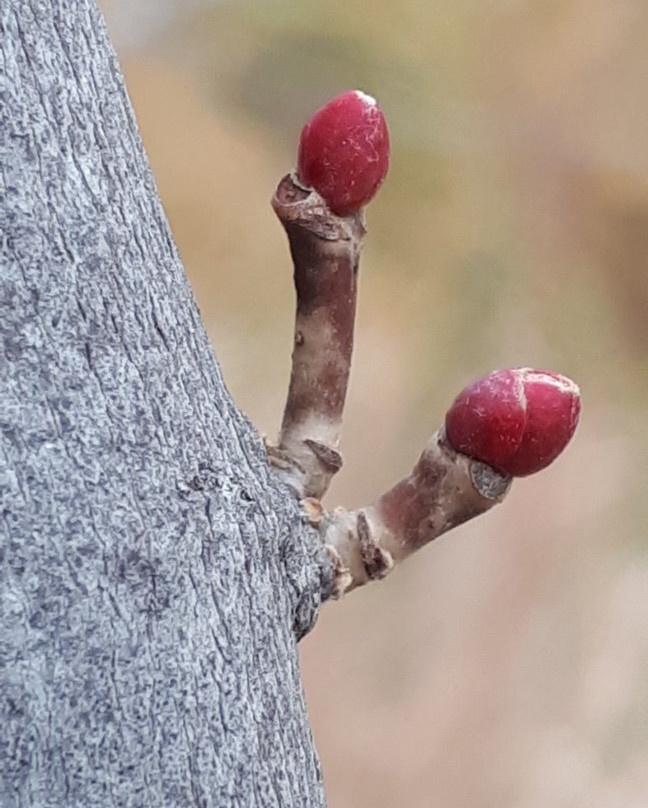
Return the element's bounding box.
[444,368,581,477]
[297,90,390,216]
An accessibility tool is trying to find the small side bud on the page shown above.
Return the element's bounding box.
[444,368,581,477]
[297,90,390,216]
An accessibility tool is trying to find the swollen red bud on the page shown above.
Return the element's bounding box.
[444,368,581,477]
[297,90,390,216]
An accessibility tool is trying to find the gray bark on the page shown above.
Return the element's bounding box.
[0,2,332,806]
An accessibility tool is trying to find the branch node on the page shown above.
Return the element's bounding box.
[357,511,394,580]
[265,442,305,474]
[300,497,325,526]
[303,439,343,473]
[324,543,354,599]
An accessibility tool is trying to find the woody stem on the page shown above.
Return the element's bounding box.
[268,172,365,500]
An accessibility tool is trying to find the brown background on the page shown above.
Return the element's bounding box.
[104,1,648,805]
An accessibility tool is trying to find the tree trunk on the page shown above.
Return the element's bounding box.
[0,2,332,806]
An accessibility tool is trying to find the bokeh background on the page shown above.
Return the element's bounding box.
[103,1,648,805]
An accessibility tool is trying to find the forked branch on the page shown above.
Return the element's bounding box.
[266,91,581,596]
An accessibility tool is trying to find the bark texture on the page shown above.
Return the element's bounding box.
[0,3,333,806]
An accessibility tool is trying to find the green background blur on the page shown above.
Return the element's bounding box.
[105,1,648,805]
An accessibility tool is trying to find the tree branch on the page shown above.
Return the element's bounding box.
[268,173,365,499]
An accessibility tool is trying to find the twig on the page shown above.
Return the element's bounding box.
[318,429,511,595]
[267,173,365,499]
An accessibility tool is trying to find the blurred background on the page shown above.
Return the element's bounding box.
[103,1,648,805]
